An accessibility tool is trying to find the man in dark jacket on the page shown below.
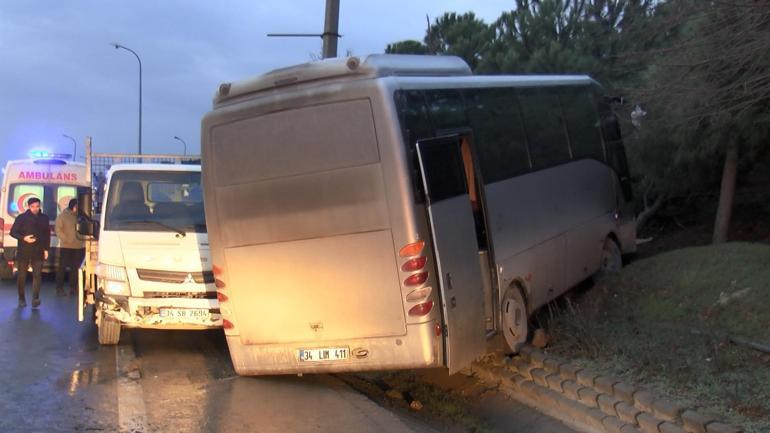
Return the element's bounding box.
[10,197,50,308]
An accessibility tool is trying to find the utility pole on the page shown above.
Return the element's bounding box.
[267,0,341,59]
[322,0,340,58]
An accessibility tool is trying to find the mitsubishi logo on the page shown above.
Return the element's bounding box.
[182,273,195,284]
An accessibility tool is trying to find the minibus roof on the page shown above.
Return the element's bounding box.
[212,54,599,106]
[213,54,472,105]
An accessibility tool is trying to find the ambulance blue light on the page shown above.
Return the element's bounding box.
[29,150,49,159]
[28,150,72,160]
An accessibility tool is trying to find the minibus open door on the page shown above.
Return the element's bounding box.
[416,136,486,374]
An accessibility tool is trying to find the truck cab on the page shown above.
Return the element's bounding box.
[81,163,220,344]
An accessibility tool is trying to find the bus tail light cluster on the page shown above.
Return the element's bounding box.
[399,240,425,258]
[212,264,234,330]
[401,256,426,272]
[0,217,4,247]
[403,272,428,286]
[399,240,433,316]
[408,301,434,317]
[405,286,432,302]
[213,264,226,290]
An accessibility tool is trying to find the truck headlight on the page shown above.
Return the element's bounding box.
[97,263,130,296]
[104,280,129,296]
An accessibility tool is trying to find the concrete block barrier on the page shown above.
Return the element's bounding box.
[473,346,744,433]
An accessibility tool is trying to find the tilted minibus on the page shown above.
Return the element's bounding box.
[1,157,89,279]
[201,54,635,375]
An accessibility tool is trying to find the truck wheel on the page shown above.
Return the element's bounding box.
[0,263,13,280]
[595,237,622,282]
[98,316,121,345]
[501,284,529,354]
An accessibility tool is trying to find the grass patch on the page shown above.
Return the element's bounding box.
[545,242,770,433]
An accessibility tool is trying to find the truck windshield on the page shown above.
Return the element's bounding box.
[104,170,206,233]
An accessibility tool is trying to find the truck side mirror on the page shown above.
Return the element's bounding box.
[76,188,99,239]
[77,187,92,220]
[77,218,99,240]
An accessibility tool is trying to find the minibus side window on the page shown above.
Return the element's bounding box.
[560,86,604,162]
[424,89,467,130]
[464,87,531,183]
[420,139,469,203]
[598,100,633,202]
[518,87,571,170]
[396,90,433,203]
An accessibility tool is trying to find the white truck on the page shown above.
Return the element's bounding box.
[77,138,221,344]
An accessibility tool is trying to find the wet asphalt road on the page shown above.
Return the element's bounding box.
[0,277,578,433]
[0,278,439,433]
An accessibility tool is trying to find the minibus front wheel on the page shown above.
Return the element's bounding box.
[501,284,529,354]
[594,237,622,282]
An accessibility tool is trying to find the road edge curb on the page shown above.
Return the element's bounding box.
[470,346,744,433]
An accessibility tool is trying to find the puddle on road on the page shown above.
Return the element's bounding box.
[58,364,109,396]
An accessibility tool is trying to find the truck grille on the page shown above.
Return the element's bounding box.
[136,269,215,284]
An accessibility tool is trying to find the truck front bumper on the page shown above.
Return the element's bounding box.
[99,293,222,329]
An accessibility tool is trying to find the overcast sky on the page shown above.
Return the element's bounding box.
[0,1,513,170]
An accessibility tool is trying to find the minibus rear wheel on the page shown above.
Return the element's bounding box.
[501,284,529,354]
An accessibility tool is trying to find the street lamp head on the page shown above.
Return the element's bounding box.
[110,42,120,49]
[62,134,77,160]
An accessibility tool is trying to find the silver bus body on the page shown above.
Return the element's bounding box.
[201,55,635,376]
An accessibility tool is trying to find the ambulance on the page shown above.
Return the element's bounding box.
[0,154,89,279]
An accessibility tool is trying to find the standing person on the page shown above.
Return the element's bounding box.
[55,198,85,296]
[10,197,50,308]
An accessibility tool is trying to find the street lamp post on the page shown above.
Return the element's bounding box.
[62,134,77,160]
[173,136,187,155]
[111,43,142,155]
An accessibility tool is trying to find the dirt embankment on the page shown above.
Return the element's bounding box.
[543,242,770,433]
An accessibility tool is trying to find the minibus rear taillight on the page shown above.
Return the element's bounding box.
[401,257,426,272]
[0,216,4,247]
[223,319,234,329]
[404,272,428,286]
[213,264,227,301]
[405,286,432,302]
[213,265,226,288]
[399,240,425,257]
[408,301,434,317]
